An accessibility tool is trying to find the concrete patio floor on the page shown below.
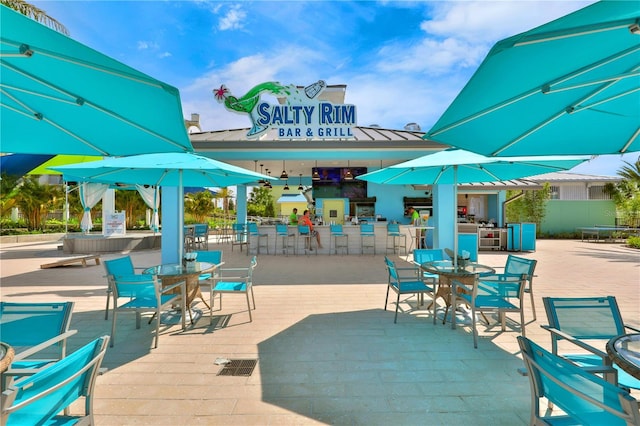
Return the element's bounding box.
[1,238,638,425]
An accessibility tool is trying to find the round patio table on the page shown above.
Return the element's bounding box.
[143,262,216,323]
[606,333,640,380]
[420,260,495,324]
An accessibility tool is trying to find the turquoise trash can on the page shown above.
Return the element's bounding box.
[507,223,521,252]
[521,223,536,251]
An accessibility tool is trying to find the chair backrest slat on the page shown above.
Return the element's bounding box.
[112,274,158,301]
[298,225,310,234]
[505,255,536,278]
[413,249,445,265]
[2,336,109,425]
[543,296,625,340]
[194,250,223,265]
[104,256,135,277]
[384,256,399,282]
[387,223,400,234]
[0,302,74,349]
[360,224,374,235]
[518,336,639,425]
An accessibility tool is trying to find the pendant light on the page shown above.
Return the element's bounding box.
[258,163,266,184]
[283,181,290,191]
[312,160,320,181]
[263,169,271,188]
[297,173,304,191]
[280,160,289,179]
[265,171,272,188]
[344,160,354,180]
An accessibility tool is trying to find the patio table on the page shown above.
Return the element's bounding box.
[143,262,216,313]
[606,333,640,380]
[420,260,495,324]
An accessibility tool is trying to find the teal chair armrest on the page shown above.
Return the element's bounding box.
[10,329,78,362]
[541,325,609,361]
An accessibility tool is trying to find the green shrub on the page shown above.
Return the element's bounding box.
[627,236,640,249]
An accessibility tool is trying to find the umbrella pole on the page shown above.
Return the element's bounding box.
[64,182,69,236]
[453,165,458,269]
[178,170,184,261]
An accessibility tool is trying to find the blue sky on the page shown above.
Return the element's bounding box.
[31,0,638,177]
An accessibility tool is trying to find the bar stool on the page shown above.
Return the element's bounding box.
[386,223,407,255]
[193,223,209,250]
[360,223,376,255]
[231,223,247,252]
[247,222,269,255]
[297,224,317,255]
[184,225,195,252]
[330,224,349,255]
[275,224,296,256]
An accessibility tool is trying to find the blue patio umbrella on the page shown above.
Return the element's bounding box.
[0,154,54,176]
[51,152,274,260]
[424,1,640,157]
[0,5,192,156]
[357,149,587,264]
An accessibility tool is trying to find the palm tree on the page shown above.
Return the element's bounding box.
[603,155,640,228]
[2,0,69,35]
[618,156,640,185]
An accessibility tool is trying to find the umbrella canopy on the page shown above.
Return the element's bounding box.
[424,1,640,157]
[357,149,587,264]
[356,149,588,185]
[0,154,54,176]
[52,152,273,261]
[50,152,273,187]
[0,5,192,156]
[28,155,103,175]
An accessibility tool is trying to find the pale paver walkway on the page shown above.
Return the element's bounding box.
[0,238,638,425]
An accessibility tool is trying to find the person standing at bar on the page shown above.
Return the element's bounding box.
[289,208,298,225]
[407,206,423,249]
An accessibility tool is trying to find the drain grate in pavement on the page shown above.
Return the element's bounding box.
[217,359,257,376]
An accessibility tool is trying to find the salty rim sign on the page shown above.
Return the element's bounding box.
[214,81,357,140]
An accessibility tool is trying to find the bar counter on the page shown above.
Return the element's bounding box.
[248,223,415,255]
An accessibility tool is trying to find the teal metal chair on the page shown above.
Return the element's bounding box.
[210,256,258,323]
[480,255,538,321]
[452,260,532,348]
[384,256,435,323]
[193,223,209,250]
[297,225,317,255]
[103,255,145,320]
[542,296,640,392]
[0,302,77,390]
[193,250,224,308]
[385,223,407,255]
[412,248,445,284]
[518,336,640,426]
[1,336,110,426]
[330,224,349,255]
[231,223,247,252]
[247,222,269,255]
[110,274,187,348]
[275,224,296,256]
[360,223,376,255]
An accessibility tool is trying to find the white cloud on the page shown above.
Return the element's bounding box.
[218,5,247,31]
[180,47,327,131]
[137,40,159,50]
